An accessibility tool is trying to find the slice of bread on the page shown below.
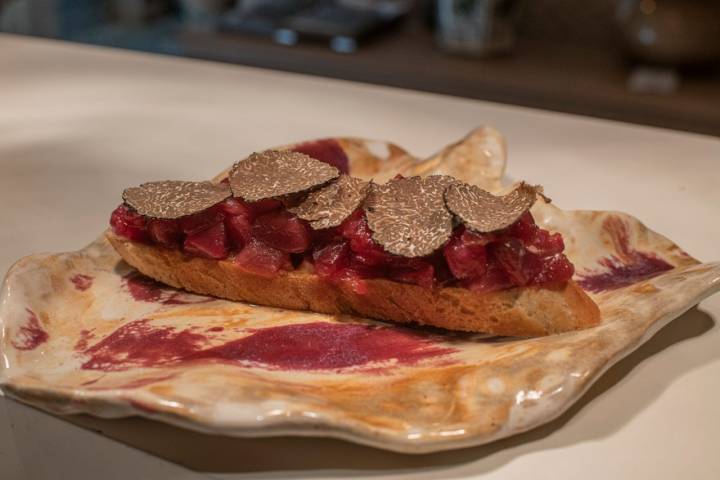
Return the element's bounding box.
[107,232,600,337]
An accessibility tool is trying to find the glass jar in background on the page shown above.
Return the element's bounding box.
[616,0,720,67]
[110,0,170,26]
[434,0,520,57]
[179,0,232,31]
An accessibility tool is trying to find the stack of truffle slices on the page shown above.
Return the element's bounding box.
[108,150,600,336]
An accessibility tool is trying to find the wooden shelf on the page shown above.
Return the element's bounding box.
[178,19,720,136]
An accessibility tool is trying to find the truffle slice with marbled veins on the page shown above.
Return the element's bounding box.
[229,150,339,202]
[122,181,231,219]
[365,175,456,257]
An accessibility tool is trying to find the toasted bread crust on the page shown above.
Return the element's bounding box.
[107,232,600,337]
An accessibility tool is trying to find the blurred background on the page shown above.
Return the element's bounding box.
[1,0,718,136]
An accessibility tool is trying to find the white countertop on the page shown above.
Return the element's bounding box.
[1,34,719,480]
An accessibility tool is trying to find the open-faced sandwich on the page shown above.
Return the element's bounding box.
[107,148,600,337]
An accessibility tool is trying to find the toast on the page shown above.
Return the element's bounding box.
[107,232,600,337]
[108,145,601,337]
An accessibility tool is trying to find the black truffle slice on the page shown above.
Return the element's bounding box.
[445,181,543,233]
[122,181,231,219]
[229,150,339,202]
[289,175,370,230]
[365,175,456,257]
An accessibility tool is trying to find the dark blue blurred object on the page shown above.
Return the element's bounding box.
[57,0,106,37]
[220,0,411,53]
[221,0,318,35]
[59,0,179,54]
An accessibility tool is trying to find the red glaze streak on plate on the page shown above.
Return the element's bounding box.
[123,273,162,302]
[81,319,206,371]
[74,329,95,351]
[11,309,49,351]
[122,272,212,305]
[80,320,456,372]
[189,322,456,370]
[70,274,93,291]
[578,216,673,292]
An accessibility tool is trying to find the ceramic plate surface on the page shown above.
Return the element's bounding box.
[2,130,719,453]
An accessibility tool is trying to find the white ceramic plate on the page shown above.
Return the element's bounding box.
[2,129,718,453]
